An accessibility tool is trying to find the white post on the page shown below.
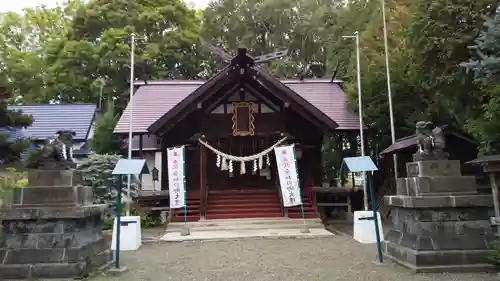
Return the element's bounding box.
[343,32,368,211]
[381,0,398,180]
[354,32,369,211]
[126,33,135,216]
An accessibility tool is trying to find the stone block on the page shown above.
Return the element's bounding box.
[0,167,109,279]
[32,262,89,279]
[11,185,93,207]
[0,264,32,280]
[384,240,494,272]
[5,248,65,264]
[0,204,106,220]
[406,160,461,177]
[65,239,109,262]
[385,159,496,273]
[385,195,493,208]
[412,208,493,222]
[2,220,64,234]
[27,169,83,187]
[396,176,477,196]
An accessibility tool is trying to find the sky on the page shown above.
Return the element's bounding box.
[0,0,210,13]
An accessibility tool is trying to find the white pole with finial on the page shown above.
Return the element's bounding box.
[381,0,398,180]
[126,33,135,216]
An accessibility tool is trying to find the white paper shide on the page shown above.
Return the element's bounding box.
[167,146,186,209]
[274,145,302,207]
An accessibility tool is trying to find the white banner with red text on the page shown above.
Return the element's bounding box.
[274,145,302,207]
[167,146,186,209]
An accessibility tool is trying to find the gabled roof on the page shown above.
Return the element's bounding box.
[8,104,97,141]
[114,79,360,134]
[126,135,161,151]
[379,125,476,156]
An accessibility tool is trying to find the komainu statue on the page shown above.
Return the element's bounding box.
[413,121,449,161]
[28,130,77,169]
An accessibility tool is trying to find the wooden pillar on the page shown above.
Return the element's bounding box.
[199,142,207,217]
[336,132,346,186]
[139,134,144,190]
[161,138,168,191]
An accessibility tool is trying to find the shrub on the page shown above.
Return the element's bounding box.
[78,152,139,203]
[0,167,27,208]
[489,240,500,267]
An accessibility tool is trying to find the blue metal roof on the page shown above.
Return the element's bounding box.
[343,156,378,172]
[112,159,150,175]
[0,126,33,164]
[0,126,31,141]
[8,104,97,141]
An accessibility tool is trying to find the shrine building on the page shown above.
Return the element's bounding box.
[114,47,362,221]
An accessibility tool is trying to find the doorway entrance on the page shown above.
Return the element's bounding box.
[206,136,276,191]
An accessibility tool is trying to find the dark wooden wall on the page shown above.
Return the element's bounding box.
[159,90,328,192]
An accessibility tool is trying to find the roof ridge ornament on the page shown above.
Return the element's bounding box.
[199,38,288,65]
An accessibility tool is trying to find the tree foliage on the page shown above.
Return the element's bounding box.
[462,7,500,154]
[77,152,138,203]
[90,101,122,154]
[2,0,500,181]
[0,90,32,164]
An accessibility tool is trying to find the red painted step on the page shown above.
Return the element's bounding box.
[208,202,281,210]
[208,207,282,215]
[206,212,283,220]
[205,189,283,220]
[286,193,318,219]
[172,192,201,222]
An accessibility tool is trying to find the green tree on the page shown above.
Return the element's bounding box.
[342,0,495,150]
[202,0,355,78]
[0,4,79,103]
[462,7,500,154]
[0,91,33,164]
[90,101,122,154]
[45,0,205,111]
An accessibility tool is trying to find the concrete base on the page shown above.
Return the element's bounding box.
[107,266,128,275]
[371,260,388,266]
[300,224,310,233]
[181,226,191,236]
[162,218,332,242]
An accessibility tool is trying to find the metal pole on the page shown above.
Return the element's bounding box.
[183,146,187,226]
[292,144,309,233]
[126,33,135,216]
[381,0,398,180]
[369,171,384,263]
[115,175,123,268]
[343,32,368,210]
[354,32,368,211]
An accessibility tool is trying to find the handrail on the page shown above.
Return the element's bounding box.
[274,168,285,216]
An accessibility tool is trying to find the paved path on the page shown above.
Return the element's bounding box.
[95,235,497,281]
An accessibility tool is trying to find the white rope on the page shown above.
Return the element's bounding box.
[198,137,287,162]
[61,144,67,160]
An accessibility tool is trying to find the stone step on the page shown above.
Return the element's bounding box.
[167,218,324,233]
[168,217,323,227]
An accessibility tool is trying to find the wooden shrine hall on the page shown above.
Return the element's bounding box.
[114,46,362,221]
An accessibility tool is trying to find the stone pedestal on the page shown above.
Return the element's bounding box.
[384,160,495,272]
[0,170,111,279]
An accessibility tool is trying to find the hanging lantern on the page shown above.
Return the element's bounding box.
[151,167,159,181]
[295,146,303,160]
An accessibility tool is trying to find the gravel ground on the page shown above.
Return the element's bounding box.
[92,235,498,281]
